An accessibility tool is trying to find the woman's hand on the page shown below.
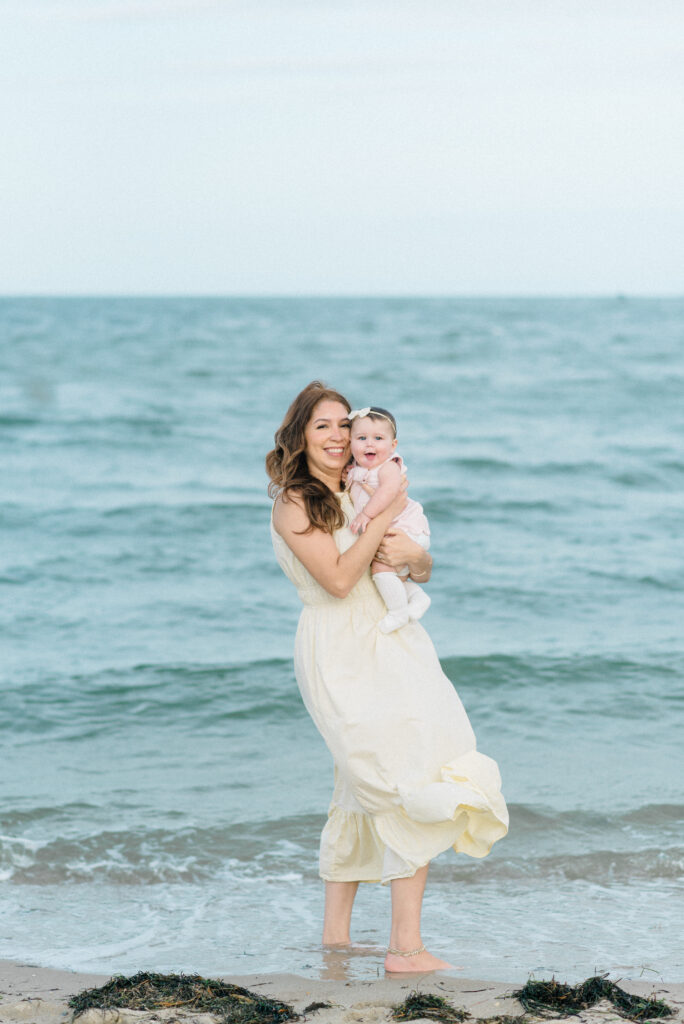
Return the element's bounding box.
[375,527,432,582]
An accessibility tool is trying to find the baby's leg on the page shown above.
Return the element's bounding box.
[400,532,432,621]
[404,579,431,620]
[371,559,392,575]
[371,562,410,633]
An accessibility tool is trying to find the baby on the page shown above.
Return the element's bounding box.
[347,406,431,633]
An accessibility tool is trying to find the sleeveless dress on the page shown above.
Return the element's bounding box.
[271,492,508,884]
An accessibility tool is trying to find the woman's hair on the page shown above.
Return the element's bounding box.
[266,380,351,534]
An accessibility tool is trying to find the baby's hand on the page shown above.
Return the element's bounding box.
[350,511,371,534]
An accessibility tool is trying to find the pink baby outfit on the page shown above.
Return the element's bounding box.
[347,454,430,541]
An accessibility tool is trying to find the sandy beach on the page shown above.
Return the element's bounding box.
[1,960,682,1024]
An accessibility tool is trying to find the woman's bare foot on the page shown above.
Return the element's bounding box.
[384,947,453,972]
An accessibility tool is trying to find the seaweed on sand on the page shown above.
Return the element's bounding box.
[392,976,674,1024]
[68,971,299,1023]
[514,976,674,1022]
[392,991,471,1023]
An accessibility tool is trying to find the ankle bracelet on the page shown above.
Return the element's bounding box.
[387,944,426,957]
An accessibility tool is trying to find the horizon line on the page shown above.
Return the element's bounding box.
[1,291,683,301]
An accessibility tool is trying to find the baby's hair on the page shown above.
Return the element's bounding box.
[365,407,397,438]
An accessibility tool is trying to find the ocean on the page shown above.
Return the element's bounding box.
[1,296,682,982]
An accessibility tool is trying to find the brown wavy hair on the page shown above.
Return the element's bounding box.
[266,381,351,534]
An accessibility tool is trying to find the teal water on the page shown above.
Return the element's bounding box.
[1,297,683,981]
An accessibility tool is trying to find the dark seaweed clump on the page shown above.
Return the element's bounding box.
[514,976,674,1022]
[393,992,470,1023]
[392,996,524,1024]
[68,971,298,1023]
[393,976,674,1024]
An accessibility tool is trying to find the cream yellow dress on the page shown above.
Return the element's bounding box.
[271,492,508,884]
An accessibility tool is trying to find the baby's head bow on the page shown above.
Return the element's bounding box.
[348,406,396,434]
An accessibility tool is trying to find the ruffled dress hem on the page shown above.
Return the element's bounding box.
[319,749,508,885]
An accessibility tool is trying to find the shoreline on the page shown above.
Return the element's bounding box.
[1,960,682,1024]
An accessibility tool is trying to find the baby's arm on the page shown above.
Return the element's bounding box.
[350,460,403,534]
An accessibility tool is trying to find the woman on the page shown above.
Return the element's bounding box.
[267,381,508,972]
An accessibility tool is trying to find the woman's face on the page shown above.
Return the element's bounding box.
[304,400,351,484]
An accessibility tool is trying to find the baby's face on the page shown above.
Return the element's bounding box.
[350,416,397,469]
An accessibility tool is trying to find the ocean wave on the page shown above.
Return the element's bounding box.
[622,803,684,824]
[3,831,680,888]
[0,498,269,526]
[440,652,683,690]
[2,804,682,886]
[0,658,305,739]
[509,801,684,831]
[0,816,322,885]
[430,847,684,885]
[0,802,103,831]
[11,415,178,442]
[584,568,684,592]
[423,496,569,520]
[0,415,44,427]
[3,800,681,839]
[2,652,681,742]
[438,454,614,479]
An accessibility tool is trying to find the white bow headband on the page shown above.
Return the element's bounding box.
[348,407,393,424]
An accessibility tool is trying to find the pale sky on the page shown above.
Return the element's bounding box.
[1,0,683,295]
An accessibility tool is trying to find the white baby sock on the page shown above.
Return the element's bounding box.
[403,579,431,620]
[372,572,410,633]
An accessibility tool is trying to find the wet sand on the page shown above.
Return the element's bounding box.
[1,959,682,1024]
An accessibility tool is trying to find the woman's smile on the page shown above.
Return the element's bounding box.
[304,399,351,482]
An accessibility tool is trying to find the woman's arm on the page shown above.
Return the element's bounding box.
[273,489,407,599]
[375,527,433,583]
